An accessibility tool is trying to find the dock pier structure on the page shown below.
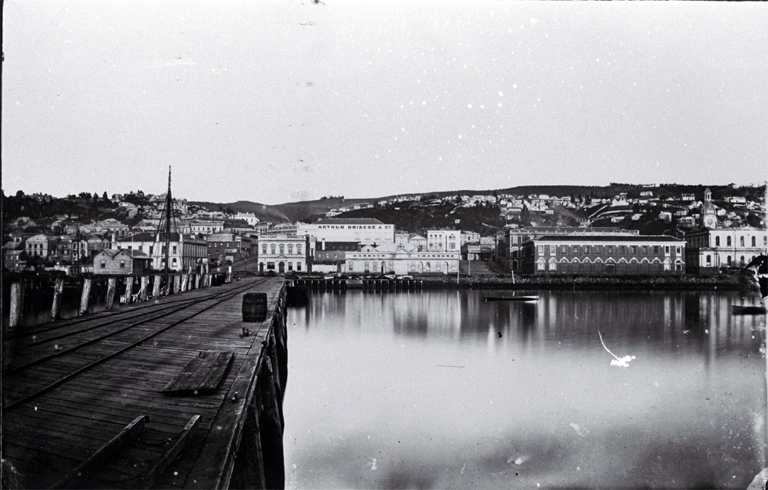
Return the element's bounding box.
[2,276,287,489]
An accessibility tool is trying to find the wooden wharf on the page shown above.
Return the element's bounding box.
[2,276,288,490]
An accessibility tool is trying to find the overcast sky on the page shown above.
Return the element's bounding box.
[3,0,767,205]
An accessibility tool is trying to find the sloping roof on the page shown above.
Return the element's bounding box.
[315,218,385,225]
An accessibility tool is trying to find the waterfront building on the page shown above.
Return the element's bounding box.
[93,249,152,276]
[345,242,460,275]
[504,226,637,273]
[257,235,309,274]
[297,218,394,245]
[520,235,686,275]
[313,241,360,274]
[684,227,768,274]
[115,233,208,272]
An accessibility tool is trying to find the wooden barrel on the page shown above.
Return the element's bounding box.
[242,293,267,322]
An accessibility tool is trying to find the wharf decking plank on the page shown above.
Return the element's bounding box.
[2,277,283,490]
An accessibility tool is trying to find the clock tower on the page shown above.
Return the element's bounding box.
[701,187,717,229]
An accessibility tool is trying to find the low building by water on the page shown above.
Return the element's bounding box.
[521,234,686,275]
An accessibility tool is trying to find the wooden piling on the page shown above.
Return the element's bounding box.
[9,279,24,328]
[124,277,134,304]
[79,277,92,315]
[153,274,162,298]
[50,277,65,322]
[196,273,202,289]
[259,357,285,490]
[181,274,189,292]
[139,276,149,301]
[106,277,117,309]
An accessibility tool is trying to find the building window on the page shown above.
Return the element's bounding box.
[740,256,745,266]
[630,246,637,254]
[619,246,626,254]
[675,262,682,272]
[676,246,681,254]
[715,236,720,247]
[100,260,106,269]
[561,246,568,254]
[642,246,648,254]
[297,245,302,254]
[727,255,732,266]
[288,244,294,254]
[595,245,602,254]
[740,236,745,247]
[537,261,545,271]
[538,245,544,256]
[279,244,285,255]
[262,244,267,254]
[120,259,126,268]
[270,244,276,254]
[653,246,659,254]
[752,236,756,247]
[706,255,711,265]
[172,246,177,254]
[549,245,556,255]
[727,236,732,246]
[607,246,613,254]
[665,246,670,254]
[573,246,579,254]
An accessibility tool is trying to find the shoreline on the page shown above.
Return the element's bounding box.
[415,273,751,291]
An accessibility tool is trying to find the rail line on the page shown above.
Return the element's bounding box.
[3,279,265,355]
[3,282,241,342]
[2,278,268,411]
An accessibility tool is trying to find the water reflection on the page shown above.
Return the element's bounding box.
[285,290,766,489]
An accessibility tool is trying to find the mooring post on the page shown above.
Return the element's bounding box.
[139,276,149,301]
[152,274,161,298]
[106,277,117,309]
[50,276,65,322]
[79,277,92,315]
[9,278,24,328]
[124,277,134,305]
[181,273,189,292]
[195,273,202,289]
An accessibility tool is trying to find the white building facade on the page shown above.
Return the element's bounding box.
[345,243,459,275]
[257,235,308,274]
[427,229,461,252]
[685,227,768,274]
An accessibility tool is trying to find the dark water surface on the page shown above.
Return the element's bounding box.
[284,290,767,489]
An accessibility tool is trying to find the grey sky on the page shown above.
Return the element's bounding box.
[3,0,767,205]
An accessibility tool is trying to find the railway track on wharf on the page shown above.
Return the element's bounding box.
[2,278,266,410]
[2,275,288,490]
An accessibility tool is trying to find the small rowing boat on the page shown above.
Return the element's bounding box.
[483,295,539,302]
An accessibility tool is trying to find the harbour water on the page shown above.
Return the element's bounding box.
[284,289,767,489]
